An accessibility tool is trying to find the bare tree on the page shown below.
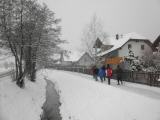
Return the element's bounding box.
[81,14,108,58]
[0,0,64,87]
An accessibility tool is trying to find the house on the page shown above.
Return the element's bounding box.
[75,52,94,67]
[50,49,75,67]
[93,37,113,54]
[93,38,103,49]
[97,32,153,70]
[152,35,160,68]
[152,35,160,52]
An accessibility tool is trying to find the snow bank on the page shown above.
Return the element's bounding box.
[0,56,14,73]
[0,70,46,120]
[45,69,160,120]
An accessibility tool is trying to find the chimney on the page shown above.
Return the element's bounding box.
[116,34,119,40]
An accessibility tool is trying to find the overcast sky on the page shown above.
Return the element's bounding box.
[39,0,160,52]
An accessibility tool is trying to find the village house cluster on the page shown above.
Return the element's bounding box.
[54,32,160,71]
[94,32,155,70]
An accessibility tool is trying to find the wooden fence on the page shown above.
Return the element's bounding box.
[1,67,159,87]
[0,70,15,79]
[52,66,160,87]
[112,71,160,87]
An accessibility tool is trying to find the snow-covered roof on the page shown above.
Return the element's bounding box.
[98,32,147,57]
[77,52,93,62]
[65,51,81,61]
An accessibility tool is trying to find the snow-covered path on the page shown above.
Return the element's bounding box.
[111,81,160,100]
[44,69,160,120]
[62,70,160,100]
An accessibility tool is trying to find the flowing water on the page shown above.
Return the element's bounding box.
[41,79,62,120]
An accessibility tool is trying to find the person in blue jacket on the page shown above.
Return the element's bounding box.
[98,65,106,82]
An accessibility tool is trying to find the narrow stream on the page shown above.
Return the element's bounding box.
[41,79,62,120]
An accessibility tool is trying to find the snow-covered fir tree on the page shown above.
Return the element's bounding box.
[125,48,143,71]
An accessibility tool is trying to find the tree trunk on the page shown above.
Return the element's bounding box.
[15,57,19,80]
[31,61,36,82]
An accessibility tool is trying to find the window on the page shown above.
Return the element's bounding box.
[128,44,132,49]
[141,45,144,50]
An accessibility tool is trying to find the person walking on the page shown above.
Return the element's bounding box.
[116,65,123,85]
[105,67,107,80]
[102,65,106,81]
[91,65,98,81]
[106,64,112,85]
[98,66,106,82]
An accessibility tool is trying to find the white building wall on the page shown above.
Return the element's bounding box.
[118,40,153,58]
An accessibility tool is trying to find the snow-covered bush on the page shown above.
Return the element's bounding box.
[141,50,160,72]
[125,47,160,72]
[142,66,157,72]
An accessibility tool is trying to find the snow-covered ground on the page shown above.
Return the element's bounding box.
[0,52,14,73]
[0,69,160,120]
[0,49,47,120]
[44,69,160,120]
[0,70,46,120]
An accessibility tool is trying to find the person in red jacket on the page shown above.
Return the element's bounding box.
[106,64,112,85]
